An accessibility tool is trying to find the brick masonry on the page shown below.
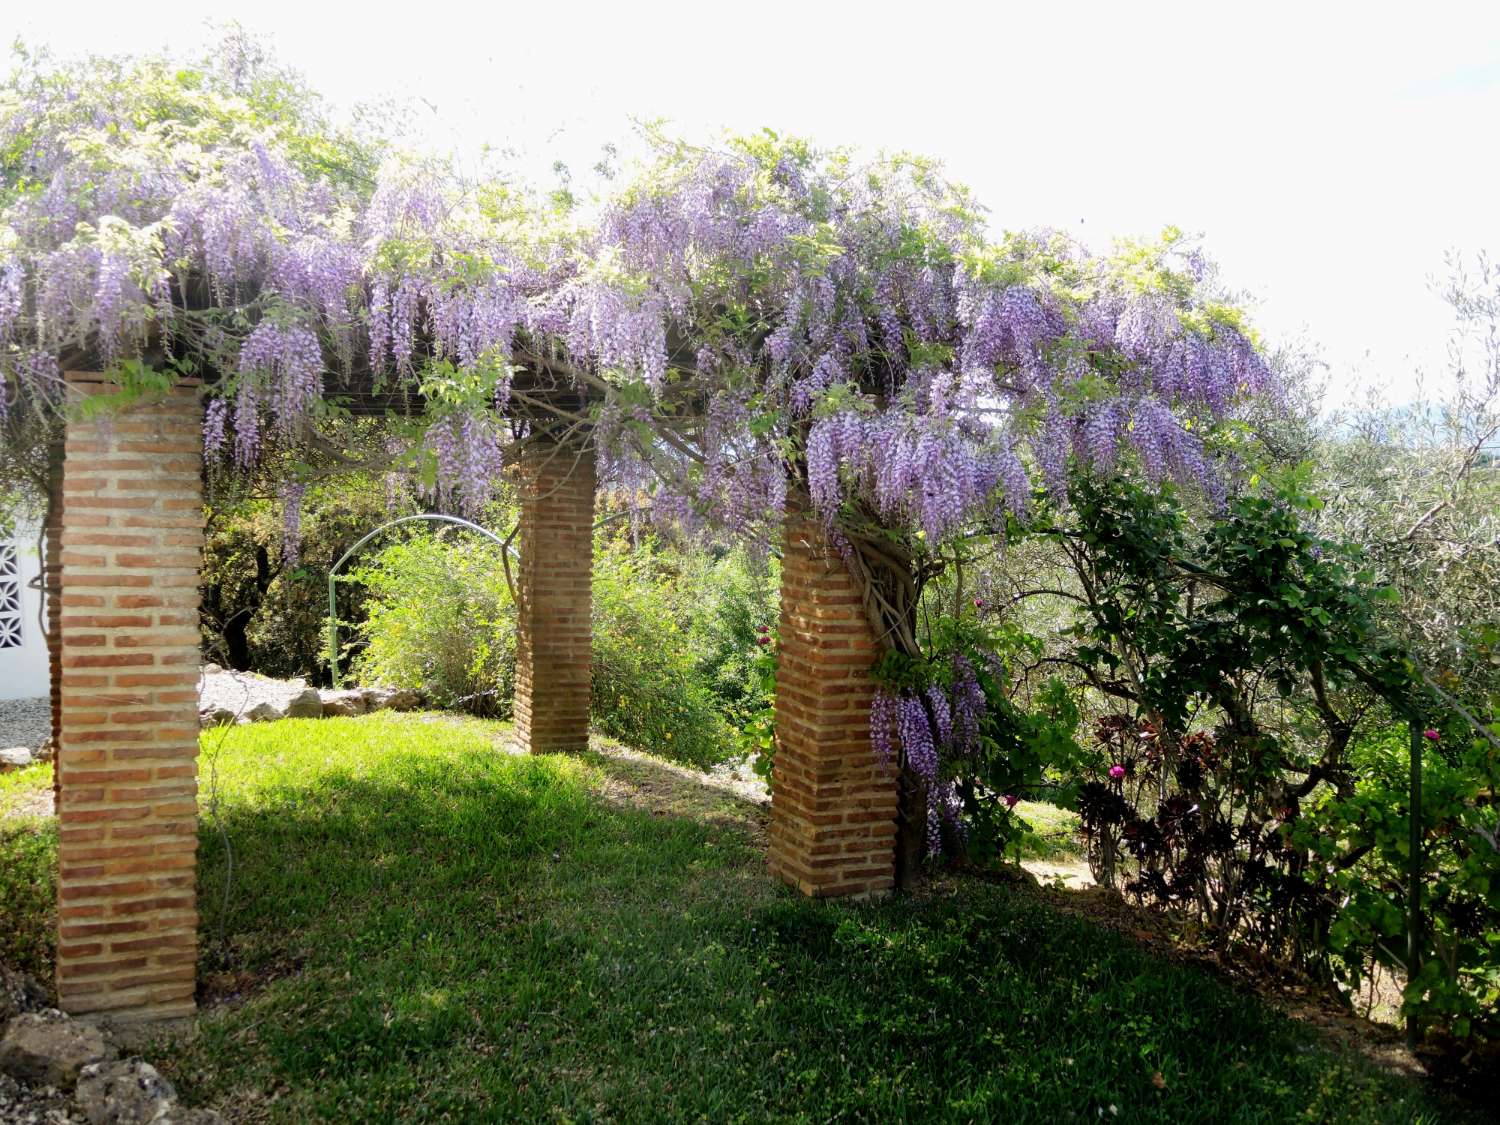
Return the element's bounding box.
[512,439,595,754]
[45,436,64,804]
[54,374,203,1021]
[768,499,898,897]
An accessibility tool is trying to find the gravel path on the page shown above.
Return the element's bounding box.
[1,697,51,753]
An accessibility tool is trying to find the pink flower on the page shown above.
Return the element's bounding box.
[756,635,771,646]
[1108,764,1126,781]
[973,597,985,610]
[1423,728,1440,741]
[1003,794,1019,809]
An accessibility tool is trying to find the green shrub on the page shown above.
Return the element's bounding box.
[0,768,56,980]
[352,534,515,716]
[350,528,771,769]
[1306,723,1500,1042]
[590,535,738,769]
[675,545,779,729]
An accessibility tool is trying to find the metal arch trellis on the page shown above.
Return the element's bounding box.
[326,514,516,689]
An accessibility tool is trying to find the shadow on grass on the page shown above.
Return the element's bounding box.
[152,721,1473,1124]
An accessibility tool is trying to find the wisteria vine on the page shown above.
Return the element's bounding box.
[1,40,1284,859]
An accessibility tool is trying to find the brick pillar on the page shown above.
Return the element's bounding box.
[769,501,898,897]
[45,435,65,803]
[55,374,203,1022]
[512,438,595,754]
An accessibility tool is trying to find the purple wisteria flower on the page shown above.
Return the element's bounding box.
[1,49,1284,625]
[896,693,939,785]
[870,689,899,766]
[280,481,306,567]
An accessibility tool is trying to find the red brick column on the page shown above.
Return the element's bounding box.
[55,374,203,1021]
[512,438,595,754]
[45,435,65,803]
[769,500,898,897]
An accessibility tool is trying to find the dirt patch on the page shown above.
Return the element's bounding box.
[1022,858,1094,890]
[1,778,54,821]
[198,954,308,1009]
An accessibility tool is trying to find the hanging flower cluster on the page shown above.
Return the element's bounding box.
[871,672,979,857]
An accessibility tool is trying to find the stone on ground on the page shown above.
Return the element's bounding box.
[319,689,366,718]
[243,701,285,723]
[0,747,35,771]
[0,966,48,1024]
[0,1012,116,1089]
[368,687,421,712]
[76,1059,176,1125]
[284,687,324,719]
[0,1070,85,1124]
[196,708,235,730]
[361,688,390,712]
[199,668,309,721]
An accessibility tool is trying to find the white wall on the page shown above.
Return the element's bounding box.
[0,518,51,701]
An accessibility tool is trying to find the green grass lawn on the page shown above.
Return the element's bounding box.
[0,714,1472,1122]
[0,761,56,976]
[1014,799,1085,864]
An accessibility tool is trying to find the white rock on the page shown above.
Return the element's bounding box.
[76,1058,176,1125]
[0,747,34,771]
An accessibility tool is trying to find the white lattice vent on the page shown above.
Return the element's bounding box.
[0,543,21,649]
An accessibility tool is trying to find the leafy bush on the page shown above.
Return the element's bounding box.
[349,526,772,769]
[1305,724,1500,1042]
[877,463,1495,1053]
[963,470,1500,1049]
[674,544,779,730]
[590,535,741,769]
[352,534,515,716]
[0,769,56,979]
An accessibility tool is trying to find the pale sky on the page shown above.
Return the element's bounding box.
[8,1,1500,407]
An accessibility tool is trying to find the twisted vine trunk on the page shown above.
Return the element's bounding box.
[836,507,930,886]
